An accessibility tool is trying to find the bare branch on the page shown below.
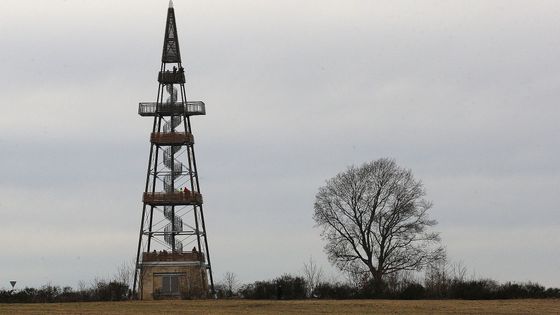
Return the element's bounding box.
[313,158,445,291]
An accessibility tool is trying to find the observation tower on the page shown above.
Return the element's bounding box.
[133,1,214,300]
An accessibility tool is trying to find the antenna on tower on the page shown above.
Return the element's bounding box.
[169,0,174,8]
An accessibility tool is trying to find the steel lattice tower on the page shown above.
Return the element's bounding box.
[133,1,214,299]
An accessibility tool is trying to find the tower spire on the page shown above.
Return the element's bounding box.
[162,2,181,63]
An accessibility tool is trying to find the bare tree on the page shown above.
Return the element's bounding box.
[424,258,449,298]
[77,280,87,293]
[385,269,418,295]
[449,260,468,283]
[114,260,135,291]
[221,271,239,297]
[302,256,324,297]
[313,158,445,293]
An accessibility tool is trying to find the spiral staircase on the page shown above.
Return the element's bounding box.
[162,84,184,252]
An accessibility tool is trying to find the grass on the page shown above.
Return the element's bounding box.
[0,299,559,314]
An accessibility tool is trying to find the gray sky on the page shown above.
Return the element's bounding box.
[0,0,559,289]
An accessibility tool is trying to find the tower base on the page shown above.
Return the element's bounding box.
[139,251,209,300]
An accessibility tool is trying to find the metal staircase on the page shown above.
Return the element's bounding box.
[162,84,184,252]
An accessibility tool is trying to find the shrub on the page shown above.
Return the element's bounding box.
[313,282,356,299]
[399,283,426,300]
[239,274,306,300]
[449,279,498,300]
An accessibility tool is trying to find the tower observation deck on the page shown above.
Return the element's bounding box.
[133,1,215,299]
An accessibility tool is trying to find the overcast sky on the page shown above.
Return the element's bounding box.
[0,0,559,289]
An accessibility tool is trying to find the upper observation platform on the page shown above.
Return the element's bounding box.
[138,101,205,116]
[158,71,185,84]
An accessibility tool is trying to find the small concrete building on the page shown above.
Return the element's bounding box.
[139,251,208,300]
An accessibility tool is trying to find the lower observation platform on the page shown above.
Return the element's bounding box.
[138,101,205,116]
[142,251,205,264]
[143,191,203,206]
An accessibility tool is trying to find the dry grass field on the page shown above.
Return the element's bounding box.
[0,299,559,314]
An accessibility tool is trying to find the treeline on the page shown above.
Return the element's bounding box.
[220,276,560,300]
[0,280,129,303]
[3,260,560,302]
[0,261,134,303]
[216,260,560,300]
[320,279,560,300]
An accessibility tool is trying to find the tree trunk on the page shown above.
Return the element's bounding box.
[373,270,385,297]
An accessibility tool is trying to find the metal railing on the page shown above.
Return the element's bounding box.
[142,251,205,262]
[143,191,203,206]
[150,132,194,145]
[158,71,186,84]
[138,101,206,116]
